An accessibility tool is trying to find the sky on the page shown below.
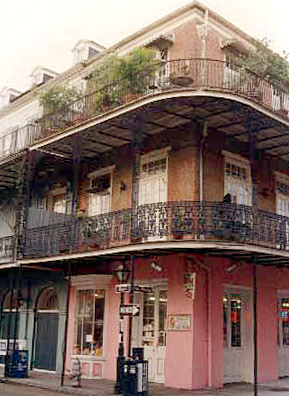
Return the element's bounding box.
[1,0,289,93]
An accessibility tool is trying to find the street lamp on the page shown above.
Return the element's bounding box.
[114,261,131,394]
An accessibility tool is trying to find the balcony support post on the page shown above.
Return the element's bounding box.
[131,119,144,241]
[71,134,82,253]
[246,113,260,395]
[14,152,30,261]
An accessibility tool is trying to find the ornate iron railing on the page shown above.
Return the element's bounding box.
[23,202,289,259]
[2,59,289,162]
[31,59,289,141]
[0,236,15,263]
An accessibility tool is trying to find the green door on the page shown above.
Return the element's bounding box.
[35,313,58,371]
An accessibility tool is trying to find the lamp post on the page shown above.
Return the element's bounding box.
[114,261,131,394]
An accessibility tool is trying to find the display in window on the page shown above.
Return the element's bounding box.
[74,289,105,356]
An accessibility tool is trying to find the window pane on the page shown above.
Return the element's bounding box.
[143,292,155,346]
[74,289,105,356]
[281,298,289,346]
[158,291,167,346]
[231,295,241,347]
[93,290,105,356]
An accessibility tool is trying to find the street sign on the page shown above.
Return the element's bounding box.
[115,284,131,293]
[119,304,140,316]
[134,285,153,293]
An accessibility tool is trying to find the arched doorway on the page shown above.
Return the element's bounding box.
[0,290,21,340]
[34,288,59,371]
[0,290,22,364]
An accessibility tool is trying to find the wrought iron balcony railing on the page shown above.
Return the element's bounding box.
[1,59,289,164]
[22,201,289,259]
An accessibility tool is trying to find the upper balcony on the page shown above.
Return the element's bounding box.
[1,58,289,166]
[20,202,289,264]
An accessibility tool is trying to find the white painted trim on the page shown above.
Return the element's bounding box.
[71,274,113,289]
[87,165,116,179]
[28,89,289,153]
[273,171,289,184]
[222,151,250,167]
[140,147,171,163]
[277,289,289,297]
[18,240,289,267]
[223,284,253,292]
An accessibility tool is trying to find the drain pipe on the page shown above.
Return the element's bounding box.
[199,122,208,240]
[199,121,208,203]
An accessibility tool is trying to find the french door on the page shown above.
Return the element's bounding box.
[223,291,253,383]
[138,154,168,240]
[132,287,167,383]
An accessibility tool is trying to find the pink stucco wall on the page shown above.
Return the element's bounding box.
[64,255,289,390]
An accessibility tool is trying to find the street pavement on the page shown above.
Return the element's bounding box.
[0,381,72,395]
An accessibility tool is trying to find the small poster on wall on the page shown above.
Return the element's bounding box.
[168,315,191,331]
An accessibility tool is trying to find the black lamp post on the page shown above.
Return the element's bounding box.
[114,261,131,394]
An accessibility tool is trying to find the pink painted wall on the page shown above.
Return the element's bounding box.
[105,279,120,381]
[64,256,289,389]
[66,288,76,373]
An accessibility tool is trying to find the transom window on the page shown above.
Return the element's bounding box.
[74,289,105,356]
[141,158,167,178]
[225,163,247,181]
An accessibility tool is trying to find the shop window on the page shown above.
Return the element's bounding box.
[75,289,105,356]
[142,292,155,346]
[280,298,289,346]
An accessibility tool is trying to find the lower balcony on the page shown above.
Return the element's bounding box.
[22,202,289,260]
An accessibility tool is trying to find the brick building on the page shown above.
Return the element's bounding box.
[1,1,289,390]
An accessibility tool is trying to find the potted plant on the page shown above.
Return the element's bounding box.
[39,83,83,114]
[89,48,160,111]
[236,38,289,102]
[170,62,194,87]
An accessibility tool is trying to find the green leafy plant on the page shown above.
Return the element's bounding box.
[39,83,83,113]
[89,48,160,110]
[236,38,289,88]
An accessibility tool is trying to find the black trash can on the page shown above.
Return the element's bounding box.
[121,359,148,396]
[5,350,28,378]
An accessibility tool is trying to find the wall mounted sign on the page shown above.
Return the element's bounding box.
[184,272,196,300]
[168,315,191,331]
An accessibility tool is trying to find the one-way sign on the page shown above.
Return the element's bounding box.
[119,304,140,316]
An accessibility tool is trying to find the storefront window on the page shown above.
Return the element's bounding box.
[280,298,289,346]
[142,292,155,346]
[75,289,105,356]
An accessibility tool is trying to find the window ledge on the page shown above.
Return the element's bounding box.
[71,354,106,361]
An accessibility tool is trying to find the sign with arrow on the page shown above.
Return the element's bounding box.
[119,304,140,316]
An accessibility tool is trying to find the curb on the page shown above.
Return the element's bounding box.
[1,378,112,396]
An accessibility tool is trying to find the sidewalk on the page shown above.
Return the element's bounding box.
[3,370,289,396]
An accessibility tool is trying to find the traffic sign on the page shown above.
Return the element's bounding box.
[119,304,140,316]
[115,284,131,293]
